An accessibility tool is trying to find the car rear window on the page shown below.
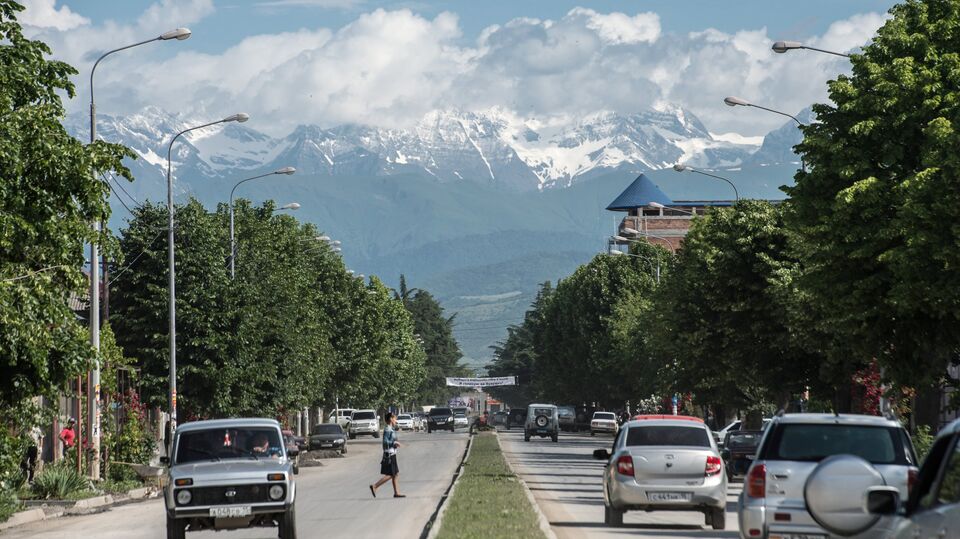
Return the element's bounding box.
[430,408,452,416]
[594,413,616,420]
[352,411,375,420]
[727,432,762,449]
[761,424,909,464]
[531,408,554,417]
[626,426,711,447]
[558,407,575,417]
[313,424,342,434]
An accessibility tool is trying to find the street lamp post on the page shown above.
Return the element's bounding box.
[87,27,191,480]
[166,113,248,433]
[608,247,661,283]
[724,96,806,172]
[672,164,739,201]
[772,40,851,58]
[228,167,296,278]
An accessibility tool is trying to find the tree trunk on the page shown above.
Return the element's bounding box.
[913,383,941,432]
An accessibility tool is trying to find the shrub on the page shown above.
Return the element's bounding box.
[30,461,92,500]
[913,425,935,463]
[0,484,19,522]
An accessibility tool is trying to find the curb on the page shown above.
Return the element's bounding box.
[0,508,46,531]
[0,486,159,530]
[497,431,558,539]
[421,433,475,539]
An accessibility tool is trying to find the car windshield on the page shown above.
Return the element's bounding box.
[313,424,342,434]
[765,424,906,464]
[557,407,575,417]
[594,412,616,420]
[337,410,352,417]
[398,415,411,420]
[431,408,452,416]
[626,426,711,447]
[353,411,375,420]
[175,427,282,464]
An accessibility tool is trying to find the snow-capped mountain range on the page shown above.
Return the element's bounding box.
[66,104,797,193]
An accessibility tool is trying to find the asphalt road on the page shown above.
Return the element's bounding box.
[3,428,469,539]
[498,427,741,539]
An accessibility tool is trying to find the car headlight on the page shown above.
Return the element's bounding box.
[336,438,345,443]
[269,485,285,500]
[175,489,192,505]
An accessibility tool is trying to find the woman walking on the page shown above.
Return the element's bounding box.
[369,412,405,498]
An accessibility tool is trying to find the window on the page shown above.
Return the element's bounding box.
[430,408,452,416]
[934,438,960,506]
[594,413,616,420]
[763,425,907,464]
[625,426,710,447]
[313,424,342,434]
[176,427,282,464]
[531,408,554,417]
[352,411,375,420]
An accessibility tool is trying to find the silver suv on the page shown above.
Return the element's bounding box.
[162,418,298,539]
[348,409,380,439]
[737,413,918,539]
[525,403,559,442]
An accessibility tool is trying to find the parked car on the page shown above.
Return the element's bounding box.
[593,415,727,529]
[524,404,559,442]
[333,408,355,429]
[558,405,576,432]
[162,418,298,539]
[591,411,619,436]
[396,414,415,431]
[720,430,762,480]
[348,410,379,439]
[506,408,527,429]
[737,413,919,539]
[308,423,347,454]
[427,407,455,433]
[844,416,960,539]
[415,412,427,431]
[493,411,508,426]
[714,418,770,446]
[454,412,469,429]
[574,405,597,432]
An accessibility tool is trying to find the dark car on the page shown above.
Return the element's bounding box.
[721,430,763,479]
[506,408,527,429]
[573,405,596,432]
[427,407,455,433]
[308,423,348,454]
[493,411,508,426]
[557,405,576,432]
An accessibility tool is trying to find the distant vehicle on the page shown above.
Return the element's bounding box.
[427,407,455,433]
[574,405,597,432]
[348,410,379,439]
[333,408,355,428]
[162,418,298,539]
[591,411,619,436]
[593,416,727,529]
[557,405,576,432]
[524,404,559,443]
[396,414,414,431]
[453,412,469,429]
[506,408,527,429]
[720,430,762,480]
[714,418,770,446]
[737,413,919,539]
[493,411,508,426]
[414,412,427,431]
[309,423,347,454]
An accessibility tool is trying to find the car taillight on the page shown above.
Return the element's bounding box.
[747,464,766,498]
[616,455,634,477]
[705,455,722,476]
[908,468,918,494]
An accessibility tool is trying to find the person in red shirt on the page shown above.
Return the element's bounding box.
[58,417,76,454]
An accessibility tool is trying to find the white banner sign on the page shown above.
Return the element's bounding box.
[445,376,517,388]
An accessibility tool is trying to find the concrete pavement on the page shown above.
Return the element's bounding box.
[498,427,741,539]
[2,429,469,539]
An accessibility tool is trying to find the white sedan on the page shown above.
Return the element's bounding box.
[396,414,415,431]
[453,413,469,428]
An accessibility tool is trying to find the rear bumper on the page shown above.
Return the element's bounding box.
[737,501,896,539]
[608,474,725,511]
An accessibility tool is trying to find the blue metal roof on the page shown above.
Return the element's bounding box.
[606,174,672,211]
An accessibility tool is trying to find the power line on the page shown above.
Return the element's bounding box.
[106,172,141,209]
[108,228,164,286]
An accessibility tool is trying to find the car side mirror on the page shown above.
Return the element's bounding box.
[593,449,610,460]
[159,456,170,465]
[721,449,730,461]
[864,486,900,515]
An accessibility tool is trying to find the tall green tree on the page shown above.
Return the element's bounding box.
[786,0,960,392]
[487,281,553,406]
[0,0,133,409]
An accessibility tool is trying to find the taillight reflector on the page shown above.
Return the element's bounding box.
[616,454,634,477]
[908,468,918,494]
[747,464,766,498]
[705,455,723,476]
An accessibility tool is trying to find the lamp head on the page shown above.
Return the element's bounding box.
[648,201,666,209]
[622,227,640,235]
[724,96,750,107]
[279,202,300,210]
[223,113,250,123]
[317,235,331,241]
[772,40,803,54]
[275,166,296,175]
[329,240,342,246]
[160,28,192,41]
[608,249,625,256]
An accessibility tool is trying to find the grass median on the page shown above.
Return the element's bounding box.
[436,432,546,539]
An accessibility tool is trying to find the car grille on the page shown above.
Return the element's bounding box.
[189,484,277,505]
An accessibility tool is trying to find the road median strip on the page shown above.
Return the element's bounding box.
[431,432,546,539]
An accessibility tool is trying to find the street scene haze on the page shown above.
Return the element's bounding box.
[4,1,960,538]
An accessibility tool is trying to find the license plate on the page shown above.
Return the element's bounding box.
[769,535,827,539]
[647,492,691,502]
[209,506,251,518]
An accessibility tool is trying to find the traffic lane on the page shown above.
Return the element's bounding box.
[3,430,468,539]
[498,428,741,539]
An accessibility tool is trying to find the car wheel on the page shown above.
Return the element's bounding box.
[427,427,432,433]
[524,433,530,442]
[591,431,595,436]
[373,432,380,439]
[552,434,558,443]
[278,505,297,539]
[709,507,726,530]
[603,505,623,527]
[166,514,186,539]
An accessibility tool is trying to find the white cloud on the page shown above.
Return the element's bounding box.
[33,4,889,136]
[17,0,89,31]
[254,0,364,8]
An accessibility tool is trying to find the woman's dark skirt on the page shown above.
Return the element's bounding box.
[380,453,399,476]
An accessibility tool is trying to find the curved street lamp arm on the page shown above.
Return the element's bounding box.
[229,172,276,207]
[801,45,851,58]
[90,37,161,109]
[689,169,740,201]
[746,103,804,127]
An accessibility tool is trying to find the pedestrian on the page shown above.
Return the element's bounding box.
[369,412,404,498]
[20,425,42,483]
[58,417,76,455]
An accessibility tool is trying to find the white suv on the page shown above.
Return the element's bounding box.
[737,413,919,539]
[348,410,380,439]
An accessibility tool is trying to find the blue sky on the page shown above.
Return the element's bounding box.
[18,0,898,135]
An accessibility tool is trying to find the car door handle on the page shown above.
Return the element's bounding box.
[773,473,789,480]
